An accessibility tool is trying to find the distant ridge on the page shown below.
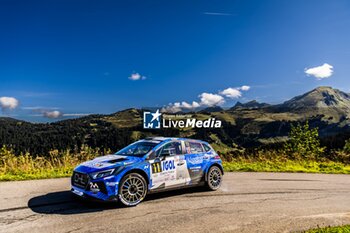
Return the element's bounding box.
[2,86,350,154]
[232,100,270,109]
[199,106,224,113]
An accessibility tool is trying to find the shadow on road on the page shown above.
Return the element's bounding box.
[28,187,209,215]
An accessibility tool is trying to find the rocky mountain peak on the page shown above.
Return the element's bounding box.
[281,86,350,110]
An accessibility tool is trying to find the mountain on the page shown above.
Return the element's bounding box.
[269,86,350,125]
[2,86,350,155]
[277,86,350,112]
[199,106,224,113]
[233,100,270,109]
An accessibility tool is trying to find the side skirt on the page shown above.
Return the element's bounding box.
[148,181,205,194]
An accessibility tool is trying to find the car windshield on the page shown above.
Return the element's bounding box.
[115,141,158,157]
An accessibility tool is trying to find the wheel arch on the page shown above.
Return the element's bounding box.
[121,168,150,185]
[205,163,224,182]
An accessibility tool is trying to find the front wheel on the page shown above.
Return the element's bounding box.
[206,166,223,191]
[118,173,147,207]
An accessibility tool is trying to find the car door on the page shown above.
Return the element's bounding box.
[184,141,206,184]
[149,141,190,190]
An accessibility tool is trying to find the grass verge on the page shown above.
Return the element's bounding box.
[2,158,350,181]
[0,168,74,181]
[2,145,350,181]
[223,159,350,174]
[303,225,350,233]
[0,145,99,181]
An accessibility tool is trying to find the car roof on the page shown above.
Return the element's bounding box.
[143,137,208,144]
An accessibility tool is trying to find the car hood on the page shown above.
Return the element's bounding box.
[74,154,143,173]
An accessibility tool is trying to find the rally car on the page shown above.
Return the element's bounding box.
[71,137,223,206]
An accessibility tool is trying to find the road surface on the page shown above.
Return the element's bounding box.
[1,172,350,233]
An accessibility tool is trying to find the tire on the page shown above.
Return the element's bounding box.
[206,166,223,191]
[118,173,147,207]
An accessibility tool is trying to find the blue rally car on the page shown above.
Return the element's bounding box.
[71,137,223,206]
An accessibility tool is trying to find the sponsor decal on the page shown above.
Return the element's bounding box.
[123,161,134,165]
[93,162,104,167]
[72,189,83,196]
[83,161,109,168]
[151,160,176,173]
[90,182,100,193]
[151,162,162,173]
[162,160,176,171]
[190,166,201,170]
[106,182,118,186]
[188,155,203,165]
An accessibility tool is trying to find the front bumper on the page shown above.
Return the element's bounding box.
[71,172,119,202]
[71,186,118,202]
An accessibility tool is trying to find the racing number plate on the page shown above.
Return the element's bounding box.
[151,162,162,173]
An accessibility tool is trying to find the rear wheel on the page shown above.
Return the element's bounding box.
[118,173,147,207]
[206,166,222,191]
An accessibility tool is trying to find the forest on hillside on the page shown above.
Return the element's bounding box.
[3,87,350,156]
[1,114,350,157]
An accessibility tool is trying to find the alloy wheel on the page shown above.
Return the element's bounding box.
[208,167,222,190]
[119,174,147,206]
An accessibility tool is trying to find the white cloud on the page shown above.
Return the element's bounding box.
[43,110,62,119]
[219,88,242,99]
[181,101,200,109]
[305,63,334,79]
[0,97,19,110]
[220,85,250,99]
[240,85,251,91]
[199,93,225,106]
[128,72,146,81]
[164,92,225,113]
[162,85,249,112]
[162,103,182,113]
[162,101,200,113]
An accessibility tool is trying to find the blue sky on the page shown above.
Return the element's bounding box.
[1,0,350,122]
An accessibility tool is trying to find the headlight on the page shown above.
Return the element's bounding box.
[90,169,115,179]
[89,167,124,180]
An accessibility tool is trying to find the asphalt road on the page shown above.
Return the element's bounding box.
[1,172,350,233]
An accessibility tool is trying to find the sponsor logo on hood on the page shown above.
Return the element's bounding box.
[83,155,128,168]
